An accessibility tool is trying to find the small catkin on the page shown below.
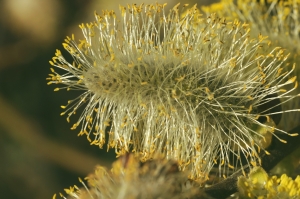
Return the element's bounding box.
[54,154,203,199]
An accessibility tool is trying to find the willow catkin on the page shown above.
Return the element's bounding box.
[47,3,299,181]
[54,154,202,199]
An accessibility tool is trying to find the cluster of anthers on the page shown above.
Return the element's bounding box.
[47,3,299,181]
[238,167,300,198]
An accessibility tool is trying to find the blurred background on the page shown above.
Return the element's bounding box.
[0,0,216,198]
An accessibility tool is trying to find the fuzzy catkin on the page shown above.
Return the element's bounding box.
[47,3,298,181]
[54,154,203,199]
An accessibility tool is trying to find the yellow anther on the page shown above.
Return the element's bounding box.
[140,103,147,108]
[228,164,234,169]
[250,161,257,166]
[173,2,180,11]
[110,54,115,62]
[62,43,69,49]
[86,137,92,142]
[287,76,297,84]
[71,123,79,130]
[55,49,61,56]
[128,62,134,67]
[220,159,224,166]
[279,139,287,144]
[248,105,252,113]
[294,81,298,89]
[175,75,185,82]
[247,95,253,100]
